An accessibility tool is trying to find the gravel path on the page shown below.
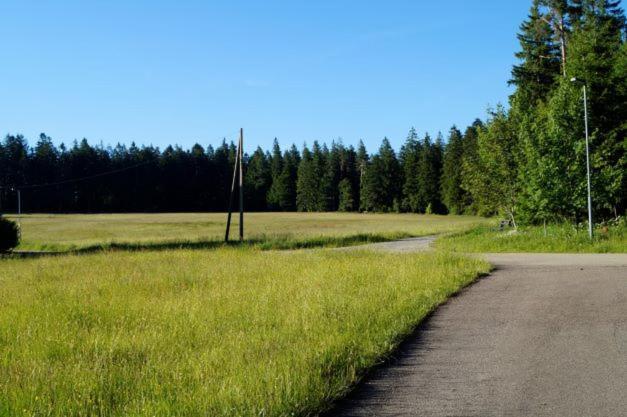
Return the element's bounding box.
[328,239,627,416]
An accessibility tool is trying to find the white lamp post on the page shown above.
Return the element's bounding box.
[570,77,593,240]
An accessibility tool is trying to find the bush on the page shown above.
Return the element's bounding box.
[0,216,20,252]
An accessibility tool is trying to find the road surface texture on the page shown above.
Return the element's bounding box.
[329,243,627,417]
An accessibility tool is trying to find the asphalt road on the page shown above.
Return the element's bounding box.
[329,250,627,417]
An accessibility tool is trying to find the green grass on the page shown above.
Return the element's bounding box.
[6,212,486,252]
[0,248,489,416]
[436,220,627,253]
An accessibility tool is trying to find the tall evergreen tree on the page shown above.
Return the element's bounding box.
[510,0,562,106]
[356,140,369,210]
[441,126,466,214]
[244,147,271,211]
[266,139,284,210]
[296,145,320,212]
[400,127,422,212]
[361,138,401,212]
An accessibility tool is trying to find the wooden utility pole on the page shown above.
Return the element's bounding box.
[225,129,244,242]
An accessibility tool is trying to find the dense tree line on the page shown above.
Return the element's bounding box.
[0,131,458,214]
[1,0,625,223]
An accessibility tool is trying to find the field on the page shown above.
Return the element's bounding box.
[437,221,627,253]
[7,212,486,252]
[0,247,489,416]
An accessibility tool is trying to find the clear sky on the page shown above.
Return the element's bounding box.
[0,0,530,153]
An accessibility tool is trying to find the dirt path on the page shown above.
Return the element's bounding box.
[328,240,627,416]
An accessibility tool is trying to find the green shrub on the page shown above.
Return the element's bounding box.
[0,216,20,252]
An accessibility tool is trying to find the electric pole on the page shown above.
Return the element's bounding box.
[225,128,244,242]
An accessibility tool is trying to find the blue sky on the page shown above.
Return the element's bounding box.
[0,0,530,153]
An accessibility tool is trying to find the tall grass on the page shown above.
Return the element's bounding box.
[436,220,626,253]
[0,248,489,416]
[7,212,486,252]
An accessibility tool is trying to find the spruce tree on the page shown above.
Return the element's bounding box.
[416,134,444,214]
[441,126,466,214]
[356,140,369,210]
[313,142,330,211]
[510,0,561,107]
[296,146,314,211]
[400,128,422,212]
[296,144,326,212]
[267,139,284,210]
[361,138,401,212]
[324,142,343,211]
[338,178,355,211]
[244,147,271,211]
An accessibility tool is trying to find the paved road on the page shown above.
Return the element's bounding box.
[329,245,627,417]
[336,236,437,253]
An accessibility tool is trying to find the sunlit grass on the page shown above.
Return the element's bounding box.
[0,248,489,416]
[436,221,626,253]
[7,212,486,252]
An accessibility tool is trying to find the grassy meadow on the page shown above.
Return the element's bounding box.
[7,212,486,252]
[437,221,627,253]
[0,247,489,416]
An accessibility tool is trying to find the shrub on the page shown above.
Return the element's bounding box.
[0,216,20,252]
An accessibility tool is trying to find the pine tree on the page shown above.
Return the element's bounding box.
[269,149,298,211]
[361,138,401,212]
[312,142,329,211]
[269,138,283,181]
[244,147,271,211]
[539,0,571,76]
[356,140,369,210]
[416,134,444,214]
[400,128,422,212]
[510,0,561,107]
[296,144,326,212]
[342,145,360,211]
[267,139,284,210]
[441,126,466,214]
[338,178,355,211]
[324,141,342,210]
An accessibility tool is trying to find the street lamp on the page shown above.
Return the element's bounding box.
[570,77,593,240]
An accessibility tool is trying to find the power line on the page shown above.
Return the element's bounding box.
[11,160,156,190]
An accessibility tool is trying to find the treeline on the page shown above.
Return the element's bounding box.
[1,0,625,223]
[0,129,473,214]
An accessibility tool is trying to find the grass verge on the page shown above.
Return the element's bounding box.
[0,248,489,416]
[436,221,626,253]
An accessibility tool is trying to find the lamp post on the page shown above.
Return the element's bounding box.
[570,77,593,240]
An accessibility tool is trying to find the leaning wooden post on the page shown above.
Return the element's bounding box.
[225,135,241,242]
[238,128,244,242]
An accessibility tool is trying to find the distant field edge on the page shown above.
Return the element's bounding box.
[4,231,425,257]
